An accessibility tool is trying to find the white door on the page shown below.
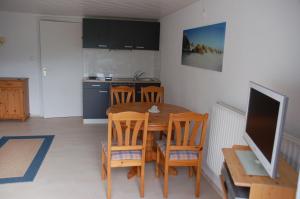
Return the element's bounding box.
[40,21,82,118]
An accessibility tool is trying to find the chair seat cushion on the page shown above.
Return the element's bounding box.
[102,143,142,161]
[156,140,198,160]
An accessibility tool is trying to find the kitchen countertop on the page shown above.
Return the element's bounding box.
[83,77,161,83]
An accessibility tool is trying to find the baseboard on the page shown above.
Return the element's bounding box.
[29,114,43,118]
[202,163,224,197]
[83,119,108,124]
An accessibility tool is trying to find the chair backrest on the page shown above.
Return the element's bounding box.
[141,86,164,103]
[110,86,135,105]
[166,112,209,154]
[107,112,149,157]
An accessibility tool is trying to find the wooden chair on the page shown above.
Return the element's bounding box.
[155,112,209,198]
[110,86,135,105]
[141,86,165,140]
[101,111,149,199]
[110,86,136,141]
[141,86,164,103]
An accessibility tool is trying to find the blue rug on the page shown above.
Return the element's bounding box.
[0,135,54,184]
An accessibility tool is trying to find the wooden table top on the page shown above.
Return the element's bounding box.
[107,102,190,131]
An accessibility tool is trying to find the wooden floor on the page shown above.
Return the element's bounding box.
[0,117,221,199]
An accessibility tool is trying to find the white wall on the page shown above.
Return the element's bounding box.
[160,0,300,138]
[0,11,42,116]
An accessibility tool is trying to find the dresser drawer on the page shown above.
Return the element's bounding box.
[0,81,24,88]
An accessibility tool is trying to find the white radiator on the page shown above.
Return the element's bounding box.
[281,134,300,171]
[207,102,246,176]
[206,102,300,177]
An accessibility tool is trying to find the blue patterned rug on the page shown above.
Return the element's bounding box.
[0,135,54,184]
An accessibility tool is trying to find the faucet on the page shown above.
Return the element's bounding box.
[133,71,145,80]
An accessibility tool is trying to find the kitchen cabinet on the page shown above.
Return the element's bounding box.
[82,18,160,50]
[83,19,111,48]
[109,20,135,50]
[83,82,110,119]
[83,81,161,122]
[0,78,29,121]
[134,21,160,50]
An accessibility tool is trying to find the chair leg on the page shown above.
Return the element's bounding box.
[107,166,111,199]
[137,166,141,177]
[195,165,201,197]
[156,147,160,177]
[163,163,169,198]
[140,165,145,197]
[188,167,193,177]
[101,148,106,180]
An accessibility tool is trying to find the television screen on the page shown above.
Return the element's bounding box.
[246,88,280,162]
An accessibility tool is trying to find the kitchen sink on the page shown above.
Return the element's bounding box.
[112,77,134,81]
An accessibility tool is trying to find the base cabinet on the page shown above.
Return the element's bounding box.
[83,82,110,119]
[0,78,29,121]
[82,81,161,120]
[135,82,161,102]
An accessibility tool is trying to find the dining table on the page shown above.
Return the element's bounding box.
[107,102,190,178]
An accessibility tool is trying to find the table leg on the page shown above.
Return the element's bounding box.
[127,167,138,179]
[128,132,155,179]
[146,132,156,162]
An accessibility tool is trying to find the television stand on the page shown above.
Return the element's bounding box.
[220,145,297,199]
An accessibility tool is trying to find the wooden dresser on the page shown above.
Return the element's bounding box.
[0,78,29,121]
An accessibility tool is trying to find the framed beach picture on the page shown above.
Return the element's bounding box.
[181,22,226,72]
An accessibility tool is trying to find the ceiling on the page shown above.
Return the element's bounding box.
[0,0,200,20]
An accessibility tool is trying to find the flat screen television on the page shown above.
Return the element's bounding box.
[243,81,288,178]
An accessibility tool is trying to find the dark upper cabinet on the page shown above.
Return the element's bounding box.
[134,21,160,50]
[109,20,135,50]
[82,18,160,50]
[83,18,111,48]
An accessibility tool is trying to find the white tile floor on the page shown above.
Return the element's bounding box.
[0,117,221,199]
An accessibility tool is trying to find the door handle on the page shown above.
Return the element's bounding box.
[136,46,145,49]
[42,67,47,77]
[99,91,108,93]
[124,45,133,48]
[91,85,101,87]
[98,44,107,48]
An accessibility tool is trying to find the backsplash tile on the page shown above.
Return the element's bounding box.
[83,49,160,78]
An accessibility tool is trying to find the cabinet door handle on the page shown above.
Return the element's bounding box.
[98,44,107,48]
[99,90,108,93]
[136,46,145,49]
[124,45,133,48]
[91,85,101,87]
